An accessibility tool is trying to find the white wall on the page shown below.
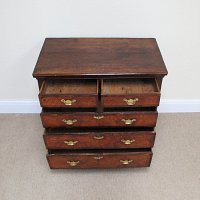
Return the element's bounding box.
[1,0,200,102]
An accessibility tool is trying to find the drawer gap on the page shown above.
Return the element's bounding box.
[42,107,156,113]
[42,108,96,113]
[97,79,103,113]
[48,148,152,154]
[45,127,155,134]
[104,107,157,112]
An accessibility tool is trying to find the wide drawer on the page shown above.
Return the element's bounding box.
[41,110,158,128]
[44,128,156,149]
[39,79,98,108]
[102,78,160,107]
[47,149,152,169]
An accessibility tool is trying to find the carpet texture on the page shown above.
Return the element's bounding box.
[0,113,200,200]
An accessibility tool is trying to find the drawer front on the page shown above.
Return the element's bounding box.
[47,151,152,169]
[39,96,97,108]
[102,94,160,107]
[41,113,98,128]
[44,131,156,149]
[39,79,98,108]
[41,112,158,128]
[102,78,160,108]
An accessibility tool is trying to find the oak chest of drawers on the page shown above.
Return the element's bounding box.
[33,38,167,169]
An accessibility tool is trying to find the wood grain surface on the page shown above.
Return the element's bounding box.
[33,38,168,78]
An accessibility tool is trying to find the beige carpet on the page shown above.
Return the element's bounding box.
[0,113,200,200]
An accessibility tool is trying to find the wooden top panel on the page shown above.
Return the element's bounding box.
[33,38,168,78]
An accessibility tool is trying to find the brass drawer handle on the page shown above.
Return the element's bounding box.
[93,115,104,120]
[121,119,136,125]
[61,99,76,106]
[120,160,133,165]
[93,135,104,140]
[62,119,77,125]
[121,139,135,145]
[64,140,78,146]
[67,161,80,167]
[94,156,103,160]
[123,98,139,105]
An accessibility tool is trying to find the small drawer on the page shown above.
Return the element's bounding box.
[102,78,160,107]
[41,110,158,128]
[44,128,156,149]
[47,149,152,169]
[39,79,98,108]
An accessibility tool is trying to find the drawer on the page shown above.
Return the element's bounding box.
[41,109,158,128]
[39,79,98,108]
[102,78,160,107]
[47,149,153,169]
[44,128,156,149]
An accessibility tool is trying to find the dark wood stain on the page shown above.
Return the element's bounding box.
[43,130,156,149]
[33,38,168,78]
[47,149,153,169]
[41,111,158,128]
[33,38,167,169]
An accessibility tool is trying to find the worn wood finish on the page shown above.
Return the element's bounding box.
[33,38,168,78]
[47,149,152,169]
[102,94,160,108]
[41,111,158,128]
[102,78,159,94]
[39,79,98,108]
[40,96,98,108]
[43,79,97,94]
[43,130,156,149]
[33,38,168,169]
[102,78,160,107]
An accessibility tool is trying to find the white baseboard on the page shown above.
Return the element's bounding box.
[158,100,200,113]
[0,100,41,113]
[0,100,200,113]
